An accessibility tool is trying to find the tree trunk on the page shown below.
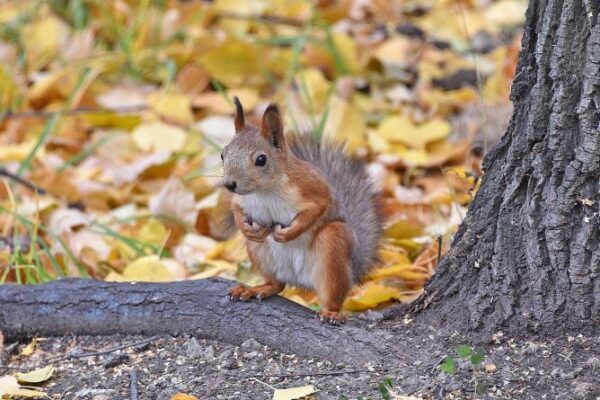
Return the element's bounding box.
[416,0,600,338]
[0,278,408,367]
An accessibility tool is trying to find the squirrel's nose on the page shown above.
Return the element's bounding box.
[224,181,237,192]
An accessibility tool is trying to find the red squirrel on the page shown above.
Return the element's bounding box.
[221,97,382,324]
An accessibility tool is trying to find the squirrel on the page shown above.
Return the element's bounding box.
[221,97,383,324]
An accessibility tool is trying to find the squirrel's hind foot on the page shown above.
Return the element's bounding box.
[316,310,347,326]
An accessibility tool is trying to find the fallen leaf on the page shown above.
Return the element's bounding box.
[20,339,38,357]
[176,63,211,95]
[170,393,199,400]
[112,255,186,282]
[192,89,260,114]
[377,116,451,149]
[373,36,420,67]
[200,38,261,88]
[47,208,90,235]
[344,282,406,311]
[132,122,187,153]
[298,68,332,111]
[97,85,149,111]
[212,0,264,34]
[0,139,40,162]
[173,233,219,268]
[119,151,173,183]
[16,365,55,384]
[147,92,194,125]
[485,0,527,26]
[484,363,497,373]
[273,385,315,400]
[323,96,366,152]
[0,375,47,398]
[22,15,69,72]
[149,178,198,226]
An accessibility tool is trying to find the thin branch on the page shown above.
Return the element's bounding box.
[1,105,149,121]
[436,235,443,265]
[63,335,160,360]
[216,11,305,27]
[257,369,365,378]
[0,168,47,195]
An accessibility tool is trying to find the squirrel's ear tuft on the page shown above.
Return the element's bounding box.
[233,96,245,132]
[261,104,285,149]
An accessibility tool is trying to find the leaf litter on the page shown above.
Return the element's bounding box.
[0,1,522,311]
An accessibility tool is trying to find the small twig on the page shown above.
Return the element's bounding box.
[248,377,277,391]
[0,168,47,195]
[1,105,149,121]
[250,369,365,379]
[130,368,139,400]
[64,335,160,360]
[436,235,443,265]
[216,11,305,27]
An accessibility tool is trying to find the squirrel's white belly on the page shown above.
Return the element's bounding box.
[262,234,315,288]
[240,192,296,227]
[240,193,315,288]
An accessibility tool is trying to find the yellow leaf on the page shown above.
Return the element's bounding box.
[22,16,69,72]
[323,96,366,152]
[147,92,193,125]
[200,38,261,88]
[205,234,247,263]
[344,283,404,311]
[120,256,174,282]
[190,260,237,280]
[332,33,360,74]
[377,116,451,149]
[27,70,75,109]
[0,66,17,108]
[132,122,187,153]
[378,248,411,266]
[369,264,413,280]
[0,375,47,398]
[385,220,423,240]
[20,339,38,357]
[373,37,419,67]
[213,0,265,34]
[298,68,331,111]
[192,89,260,114]
[0,139,40,162]
[273,385,315,400]
[170,394,199,400]
[485,0,527,26]
[369,264,428,283]
[16,365,54,384]
[137,219,169,246]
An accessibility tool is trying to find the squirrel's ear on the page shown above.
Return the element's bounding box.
[261,104,285,149]
[233,96,245,133]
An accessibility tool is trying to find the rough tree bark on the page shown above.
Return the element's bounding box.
[0,278,408,367]
[416,0,600,337]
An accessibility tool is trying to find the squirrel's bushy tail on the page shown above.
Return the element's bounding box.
[287,134,383,281]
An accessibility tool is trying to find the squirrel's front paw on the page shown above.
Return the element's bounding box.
[273,224,297,243]
[242,221,271,242]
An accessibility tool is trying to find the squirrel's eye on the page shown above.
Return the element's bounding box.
[220,152,224,161]
[255,154,267,167]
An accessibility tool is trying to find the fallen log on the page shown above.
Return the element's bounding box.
[0,278,406,366]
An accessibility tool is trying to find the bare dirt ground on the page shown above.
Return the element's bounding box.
[2,314,599,400]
